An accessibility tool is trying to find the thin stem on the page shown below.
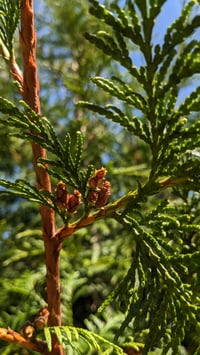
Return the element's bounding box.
[19,1,63,354]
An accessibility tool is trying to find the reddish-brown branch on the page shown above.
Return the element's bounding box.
[54,191,131,240]
[19,1,63,354]
[54,176,190,241]
[0,327,46,353]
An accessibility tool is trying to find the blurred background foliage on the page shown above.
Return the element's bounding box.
[0,0,199,354]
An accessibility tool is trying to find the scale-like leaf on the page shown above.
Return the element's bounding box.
[74,131,83,171]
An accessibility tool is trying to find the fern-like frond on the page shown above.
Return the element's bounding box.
[77,101,151,145]
[0,179,54,207]
[0,97,95,199]
[80,0,200,185]
[109,212,200,354]
[44,326,126,354]
[0,0,20,60]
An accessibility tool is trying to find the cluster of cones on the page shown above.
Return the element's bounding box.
[55,167,111,214]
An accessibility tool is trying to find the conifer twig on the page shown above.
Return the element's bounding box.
[54,176,189,240]
[0,327,46,353]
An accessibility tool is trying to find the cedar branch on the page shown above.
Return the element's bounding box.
[54,176,189,241]
[0,327,46,353]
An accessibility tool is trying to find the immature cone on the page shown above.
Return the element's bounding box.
[87,168,111,208]
[55,181,68,210]
[95,181,111,208]
[66,190,82,214]
[21,323,35,339]
[34,307,49,330]
[88,167,107,189]
[87,189,99,205]
[55,181,82,214]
